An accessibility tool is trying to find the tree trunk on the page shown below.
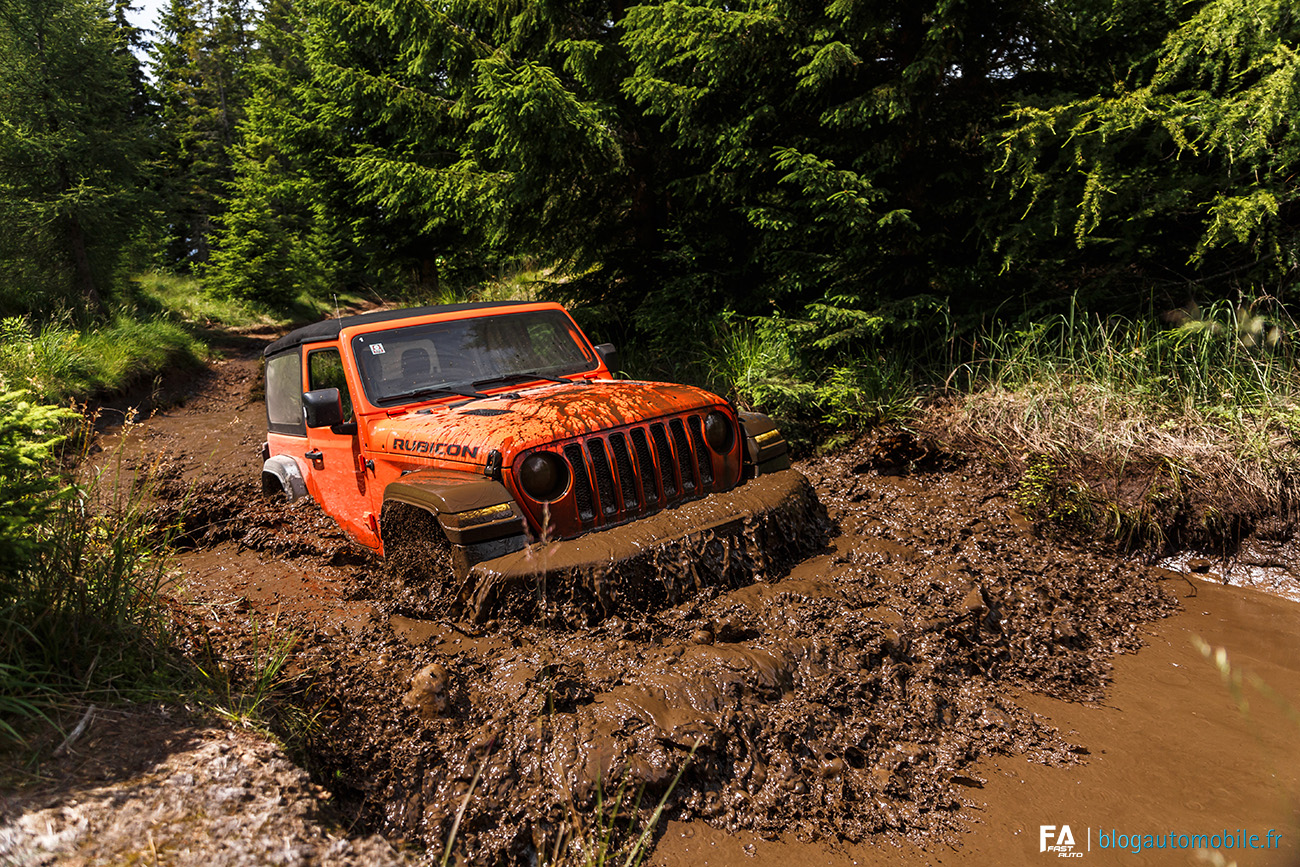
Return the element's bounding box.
[68,214,104,313]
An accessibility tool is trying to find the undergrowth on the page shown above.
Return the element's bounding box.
[0,409,176,749]
[0,314,203,403]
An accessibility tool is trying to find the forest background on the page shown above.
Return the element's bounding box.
[1,0,1298,431]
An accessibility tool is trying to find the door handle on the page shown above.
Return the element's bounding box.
[305,448,324,463]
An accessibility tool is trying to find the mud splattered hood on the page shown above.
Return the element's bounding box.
[366,379,726,463]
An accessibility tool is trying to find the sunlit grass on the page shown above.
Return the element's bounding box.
[0,313,204,402]
[928,297,1300,544]
[132,271,279,330]
[191,613,309,737]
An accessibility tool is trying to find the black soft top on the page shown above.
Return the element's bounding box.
[263,301,540,357]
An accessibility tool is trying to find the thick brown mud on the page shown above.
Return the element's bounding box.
[283,452,1180,863]
[90,338,1300,865]
[650,578,1300,866]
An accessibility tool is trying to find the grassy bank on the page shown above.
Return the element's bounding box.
[0,406,174,751]
[0,315,204,404]
[698,295,1300,549]
[5,266,1297,751]
[0,272,311,753]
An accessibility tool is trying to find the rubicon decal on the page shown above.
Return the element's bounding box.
[391,437,481,459]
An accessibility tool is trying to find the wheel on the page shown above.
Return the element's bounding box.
[379,501,459,616]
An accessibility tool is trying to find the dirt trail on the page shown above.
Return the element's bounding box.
[18,334,1300,865]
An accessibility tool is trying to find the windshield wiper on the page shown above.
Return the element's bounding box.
[473,372,569,389]
[387,383,488,404]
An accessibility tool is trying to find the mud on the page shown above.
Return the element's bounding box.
[0,709,412,866]
[65,337,1300,865]
[282,445,1181,863]
[457,470,831,626]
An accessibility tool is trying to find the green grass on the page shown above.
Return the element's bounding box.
[699,313,918,450]
[0,314,204,402]
[695,292,1300,542]
[132,270,374,331]
[0,417,176,750]
[130,271,279,330]
[191,614,306,735]
[951,297,1300,422]
[945,298,1300,474]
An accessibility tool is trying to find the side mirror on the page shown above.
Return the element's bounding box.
[303,388,344,429]
[593,343,619,376]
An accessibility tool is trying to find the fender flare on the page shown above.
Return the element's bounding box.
[382,470,526,547]
[262,454,308,501]
[738,411,792,475]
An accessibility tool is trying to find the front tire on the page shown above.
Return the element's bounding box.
[379,501,458,617]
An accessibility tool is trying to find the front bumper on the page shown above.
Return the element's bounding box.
[460,469,829,625]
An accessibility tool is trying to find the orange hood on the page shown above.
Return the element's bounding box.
[366,379,726,465]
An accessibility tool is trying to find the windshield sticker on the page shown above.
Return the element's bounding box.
[370,343,386,355]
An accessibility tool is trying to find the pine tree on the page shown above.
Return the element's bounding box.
[206,0,341,307]
[150,0,253,268]
[111,0,154,120]
[0,0,149,316]
[995,0,1299,298]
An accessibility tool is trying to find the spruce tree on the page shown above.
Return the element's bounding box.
[206,0,341,307]
[0,0,149,316]
[150,0,253,268]
[995,0,1299,299]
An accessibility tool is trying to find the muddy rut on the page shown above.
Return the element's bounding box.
[97,337,1285,864]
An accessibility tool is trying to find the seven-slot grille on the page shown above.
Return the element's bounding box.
[557,414,721,527]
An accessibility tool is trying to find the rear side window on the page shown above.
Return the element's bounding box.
[266,350,305,436]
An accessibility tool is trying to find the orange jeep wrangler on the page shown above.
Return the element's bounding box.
[260,301,825,621]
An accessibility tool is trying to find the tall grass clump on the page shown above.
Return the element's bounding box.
[0,402,174,747]
[190,614,311,741]
[0,314,203,403]
[939,296,1300,545]
[948,297,1300,454]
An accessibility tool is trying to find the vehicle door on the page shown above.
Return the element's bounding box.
[301,343,381,549]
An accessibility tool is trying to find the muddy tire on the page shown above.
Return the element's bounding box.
[379,501,461,617]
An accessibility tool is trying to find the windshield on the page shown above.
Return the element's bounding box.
[350,309,599,406]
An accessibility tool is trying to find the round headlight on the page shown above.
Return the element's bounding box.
[704,410,735,453]
[520,451,569,502]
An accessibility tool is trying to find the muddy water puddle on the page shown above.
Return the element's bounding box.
[1159,546,1300,605]
[651,579,1300,866]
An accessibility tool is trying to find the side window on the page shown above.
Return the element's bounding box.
[308,348,354,422]
[266,350,306,436]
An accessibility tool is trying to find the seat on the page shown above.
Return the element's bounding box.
[400,347,431,386]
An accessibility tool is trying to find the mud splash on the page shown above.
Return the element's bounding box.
[462,471,831,626]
